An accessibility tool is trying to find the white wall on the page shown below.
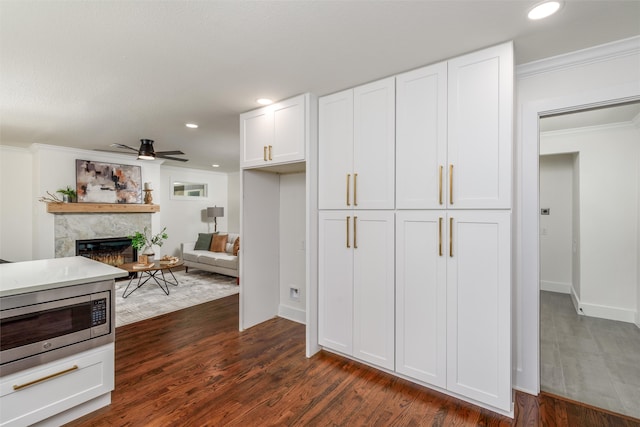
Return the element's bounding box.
[159,165,228,257]
[278,173,306,322]
[0,143,233,261]
[227,171,240,233]
[540,124,639,321]
[539,153,574,294]
[572,154,581,300]
[0,146,33,262]
[515,36,640,393]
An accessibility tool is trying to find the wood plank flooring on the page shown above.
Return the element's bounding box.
[65,295,639,426]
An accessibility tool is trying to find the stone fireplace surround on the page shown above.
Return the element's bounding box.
[55,213,152,258]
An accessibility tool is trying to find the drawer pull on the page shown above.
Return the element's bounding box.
[268,145,273,160]
[13,365,79,391]
[263,146,268,161]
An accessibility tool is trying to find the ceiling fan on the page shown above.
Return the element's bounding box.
[108,139,188,162]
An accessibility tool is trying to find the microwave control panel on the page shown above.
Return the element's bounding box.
[91,298,107,326]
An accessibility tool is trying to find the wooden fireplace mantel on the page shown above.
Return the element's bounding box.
[46,203,160,214]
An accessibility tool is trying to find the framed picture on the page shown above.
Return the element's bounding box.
[76,159,142,203]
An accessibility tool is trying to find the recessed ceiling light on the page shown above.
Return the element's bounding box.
[185,123,198,129]
[528,1,562,20]
[256,98,273,106]
[212,164,220,168]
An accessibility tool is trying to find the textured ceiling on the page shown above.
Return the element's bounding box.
[1,1,639,172]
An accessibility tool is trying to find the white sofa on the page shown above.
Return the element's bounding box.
[181,233,239,278]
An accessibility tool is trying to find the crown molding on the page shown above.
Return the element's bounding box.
[517,36,640,79]
[541,120,636,138]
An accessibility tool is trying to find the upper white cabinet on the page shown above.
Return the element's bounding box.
[396,62,448,209]
[240,94,306,168]
[447,43,512,209]
[396,43,512,209]
[319,77,395,210]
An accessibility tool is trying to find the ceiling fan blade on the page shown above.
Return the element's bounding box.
[110,143,139,152]
[155,150,185,156]
[157,154,189,162]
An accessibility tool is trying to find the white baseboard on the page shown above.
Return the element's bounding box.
[571,291,637,324]
[540,280,571,294]
[278,304,306,325]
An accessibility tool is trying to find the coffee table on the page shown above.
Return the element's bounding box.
[119,260,184,298]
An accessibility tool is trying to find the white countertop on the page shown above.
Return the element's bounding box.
[0,256,128,297]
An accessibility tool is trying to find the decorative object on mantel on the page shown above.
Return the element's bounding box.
[76,159,142,204]
[143,182,154,204]
[38,190,64,204]
[207,206,224,233]
[129,226,168,264]
[56,186,77,203]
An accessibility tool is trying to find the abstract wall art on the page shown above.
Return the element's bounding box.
[76,159,142,203]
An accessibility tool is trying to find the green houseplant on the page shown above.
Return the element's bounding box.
[129,226,168,262]
[56,186,77,203]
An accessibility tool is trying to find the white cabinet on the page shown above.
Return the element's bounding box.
[396,43,512,209]
[318,77,395,210]
[396,62,448,209]
[396,211,511,412]
[446,211,511,411]
[0,344,114,427]
[396,211,447,388]
[240,94,306,168]
[318,210,394,370]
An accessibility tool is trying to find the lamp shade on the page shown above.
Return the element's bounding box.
[207,206,224,218]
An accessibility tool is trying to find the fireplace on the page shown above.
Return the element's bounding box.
[76,237,137,278]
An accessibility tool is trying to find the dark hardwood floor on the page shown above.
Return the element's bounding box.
[65,295,639,426]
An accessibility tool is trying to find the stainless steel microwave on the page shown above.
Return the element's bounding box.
[0,279,114,376]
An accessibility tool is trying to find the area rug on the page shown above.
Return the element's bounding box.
[114,269,238,327]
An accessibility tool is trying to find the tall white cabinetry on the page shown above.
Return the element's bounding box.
[318,76,396,370]
[318,42,513,416]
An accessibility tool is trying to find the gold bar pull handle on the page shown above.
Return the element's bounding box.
[449,164,453,205]
[268,145,273,161]
[13,365,79,391]
[438,217,443,256]
[353,216,358,249]
[439,165,443,205]
[346,216,351,248]
[346,174,351,206]
[263,146,267,161]
[449,217,453,257]
[353,173,358,207]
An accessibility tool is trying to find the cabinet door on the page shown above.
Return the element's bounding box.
[272,94,306,164]
[353,211,395,370]
[396,211,447,387]
[396,63,448,209]
[446,211,511,411]
[240,108,274,168]
[318,211,354,355]
[447,42,512,209]
[353,77,395,209]
[318,89,354,209]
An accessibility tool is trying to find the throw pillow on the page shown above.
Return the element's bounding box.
[233,237,240,256]
[210,234,228,252]
[194,233,213,250]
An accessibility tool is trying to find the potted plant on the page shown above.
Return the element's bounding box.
[129,226,168,263]
[56,186,77,203]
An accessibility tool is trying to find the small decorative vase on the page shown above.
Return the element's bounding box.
[142,246,155,263]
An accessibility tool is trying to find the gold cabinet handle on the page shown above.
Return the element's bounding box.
[439,166,443,205]
[13,365,79,391]
[449,217,453,257]
[353,216,358,249]
[353,173,358,207]
[263,146,267,161]
[438,217,443,256]
[268,145,273,160]
[346,174,351,206]
[449,164,453,205]
[346,216,350,248]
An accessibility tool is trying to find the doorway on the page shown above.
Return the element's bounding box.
[538,102,640,418]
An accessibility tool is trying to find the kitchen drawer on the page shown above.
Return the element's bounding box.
[0,343,114,427]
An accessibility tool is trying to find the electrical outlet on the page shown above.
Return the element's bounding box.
[289,287,300,300]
